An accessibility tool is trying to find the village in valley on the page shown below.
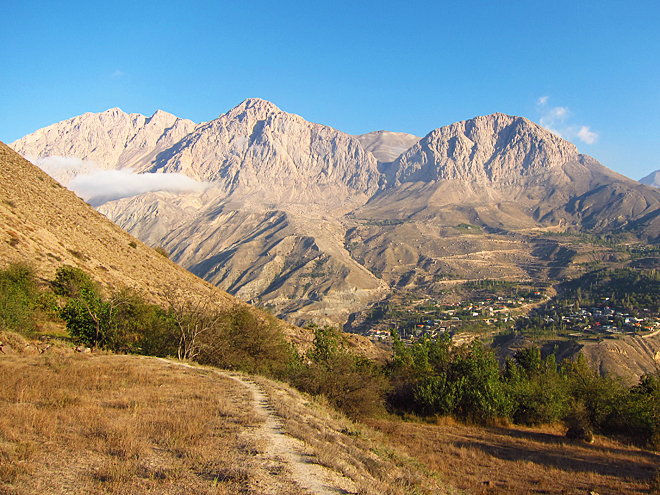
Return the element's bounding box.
[354,277,660,347]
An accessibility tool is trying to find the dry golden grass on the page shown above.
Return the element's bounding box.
[252,375,451,495]
[0,352,298,494]
[367,416,660,495]
[9,339,656,495]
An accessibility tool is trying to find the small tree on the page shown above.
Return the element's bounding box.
[59,287,114,348]
[290,325,388,419]
[164,287,222,360]
[52,265,97,298]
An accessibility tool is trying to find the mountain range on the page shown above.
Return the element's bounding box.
[10,99,660,326]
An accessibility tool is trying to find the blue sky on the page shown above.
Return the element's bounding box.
[1,0,659,179]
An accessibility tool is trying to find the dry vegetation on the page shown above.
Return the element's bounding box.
[252,375,448,495]
[2,336,660,495]
[0,345,445,495]
[0,352,305,494]
[366,417,660,495]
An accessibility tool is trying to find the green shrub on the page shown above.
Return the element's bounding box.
[505,349,569,425]
[607,373,660,449]
[288,325,388,419]
[390,334,512,422]
[59,288,114,348]
[0,263,41,335]
[51,265,97,298]
[198,305,296,377]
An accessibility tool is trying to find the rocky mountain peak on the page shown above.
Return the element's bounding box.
[387,113,580,185]
[10,107,197,172]
[148,99,381,201]
[224,98,283,120]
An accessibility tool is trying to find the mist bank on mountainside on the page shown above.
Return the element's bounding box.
[10,100,660,327]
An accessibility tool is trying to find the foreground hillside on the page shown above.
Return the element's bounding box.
[1,347,658,495]
[0,350,444,495]
[0,141,233,309]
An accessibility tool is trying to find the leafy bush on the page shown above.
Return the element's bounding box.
[51,265,97,298]
[390,334,512,422]
[0,263,41,334]
[59,289,111,348]
[289,325,388,419]
[505,349,569,425]
[606,373,660,448]
[198,305,296,377]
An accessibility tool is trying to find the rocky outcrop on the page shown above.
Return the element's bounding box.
[10,108,196,173]
[385,113,579,185]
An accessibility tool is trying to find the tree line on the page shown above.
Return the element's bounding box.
[1,262,658,449]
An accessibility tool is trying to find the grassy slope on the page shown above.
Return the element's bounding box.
[2,338,659,495]
[368,418,660,495]
[0,345,444,495]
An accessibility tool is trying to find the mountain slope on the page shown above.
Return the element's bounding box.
[640,169,660,189]
[359,114,660,236]
[0,141,315,346]
[11,108,196,176]
[10,102,660,327]
[0,139,237,304]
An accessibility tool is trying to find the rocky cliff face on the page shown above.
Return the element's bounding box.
[10,101,660,326]
[11,108,196,174]
[386,113,579,185]
[145,98,382,203]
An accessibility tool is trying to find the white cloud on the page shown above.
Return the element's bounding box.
[111,69,125,78]
[69,169,209,206]
[535,96,598,145]
[30,155,208,206]
[31,156,99,186]
[577,126,598,145]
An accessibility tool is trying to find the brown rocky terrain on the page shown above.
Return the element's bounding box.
[10,101,660,329]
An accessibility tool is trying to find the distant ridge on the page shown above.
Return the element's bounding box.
[10,100,660,326]
[640,169,660,189]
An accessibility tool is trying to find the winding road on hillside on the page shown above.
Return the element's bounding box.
[221,371,353,495]
[164,359,355,494]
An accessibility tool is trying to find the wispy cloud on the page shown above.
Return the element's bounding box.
[31,156,208,206]
[577,126,598,145]
[70,169,209,206]
[111,69,125,78]
[31,156,98,186]
[536,96,598,145]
